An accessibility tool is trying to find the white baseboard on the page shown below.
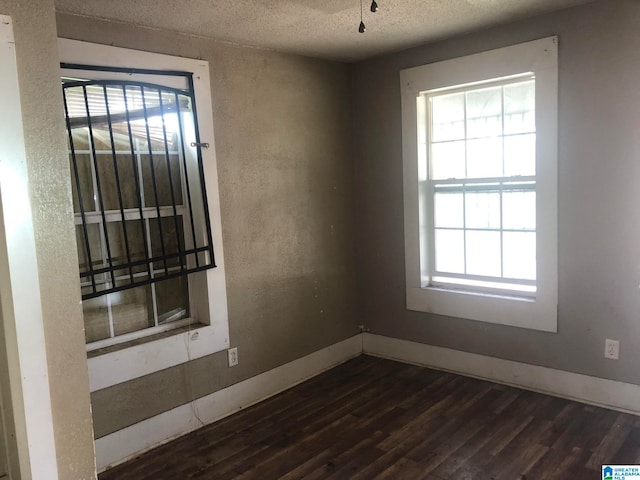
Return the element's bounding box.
[95,334,362,472]
[363,333,640,417]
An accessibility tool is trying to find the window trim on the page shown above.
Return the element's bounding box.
[59,38,230,390]
[400,37,558,332]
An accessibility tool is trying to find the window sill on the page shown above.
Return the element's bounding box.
[87,322,204,358]
[406,285,557,333]
[86,320,229,392]
[423,285,535,303]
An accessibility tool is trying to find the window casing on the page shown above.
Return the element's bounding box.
[59,39,230,391]
[400,37,558,332]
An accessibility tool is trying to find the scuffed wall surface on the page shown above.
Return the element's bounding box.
[56,13,359,437]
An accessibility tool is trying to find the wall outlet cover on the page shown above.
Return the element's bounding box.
[605,339,619,360]
[228,347,238,367]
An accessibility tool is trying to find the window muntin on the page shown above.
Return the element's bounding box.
[62,73,216,346]
[424,76,537,295]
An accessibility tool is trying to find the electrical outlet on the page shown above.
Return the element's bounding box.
[228,347,238,367]
[605,339,619,360]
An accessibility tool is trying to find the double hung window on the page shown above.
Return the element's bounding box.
[62,71,214,347]
[401,37,558,332]
[426,75,536,294]
[59,39,229,391]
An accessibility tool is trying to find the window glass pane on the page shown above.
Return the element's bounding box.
[435,192,463,228]
[106,220,148,275]
[114,153,139,210]
[141,152,184,208]
[504,80,535,134]
[465,230,501,277]
[100,86,146,209]
[142,151,182,206]
[85,89,125,208]
[504,134,535,177]
[94,147,121,211]
[111,285,155,336]
[149,216,186,270]
[76,223,101,275]
[466,137,503,178]
[69,149,96,214]
[465,191,500,229]
[83,297,111,343]
[431,141,465,180]
[503,231,536,280]
[466,86,502,138]
[503,191,536,230]
[77,222,111,296]
[155,276,190,325]
[431,93,465,142]
[83,285,155,342]
[435,229,464,274]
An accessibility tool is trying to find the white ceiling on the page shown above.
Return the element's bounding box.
[54,0,594,62]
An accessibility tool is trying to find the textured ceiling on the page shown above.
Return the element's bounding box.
[54,0,594,62]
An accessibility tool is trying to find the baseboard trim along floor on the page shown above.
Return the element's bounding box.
[363,333,640,418]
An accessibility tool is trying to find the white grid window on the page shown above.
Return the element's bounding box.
[401,37,558,332]
[424,76,537,294]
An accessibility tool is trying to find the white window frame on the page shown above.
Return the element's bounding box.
[59,39,230,390]
[400,37,558,332]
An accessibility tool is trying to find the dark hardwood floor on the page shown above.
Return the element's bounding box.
[99,355,640,479]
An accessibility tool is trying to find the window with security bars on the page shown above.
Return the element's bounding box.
[421,75,536,294]
[62,68,216,346]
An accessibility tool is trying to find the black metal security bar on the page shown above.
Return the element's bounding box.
[62,72,216,300]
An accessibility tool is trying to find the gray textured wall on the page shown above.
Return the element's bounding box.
[353,0,640,384]
[56,13,360,438]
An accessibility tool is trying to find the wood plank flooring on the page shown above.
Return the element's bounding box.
[99,355,640,479]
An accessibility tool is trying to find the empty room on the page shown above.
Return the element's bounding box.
[1,0,640,478]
